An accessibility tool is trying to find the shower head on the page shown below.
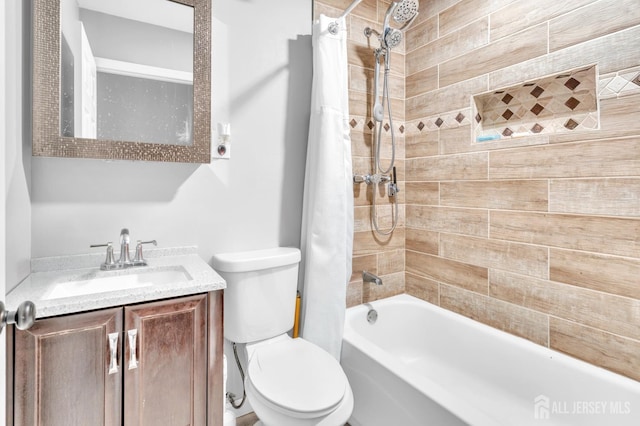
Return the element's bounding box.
[393,0,419,24]
[380,1,420,46]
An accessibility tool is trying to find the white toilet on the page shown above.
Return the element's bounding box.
[212,247,354,426]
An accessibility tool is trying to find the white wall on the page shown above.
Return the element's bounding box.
[5,0,31,293]
[30,0,312,264]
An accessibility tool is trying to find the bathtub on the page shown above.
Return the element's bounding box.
[341,294,640,426]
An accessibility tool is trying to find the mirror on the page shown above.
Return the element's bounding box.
[33,0,211,163]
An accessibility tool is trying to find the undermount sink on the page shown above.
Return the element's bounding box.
[41,266,192,301]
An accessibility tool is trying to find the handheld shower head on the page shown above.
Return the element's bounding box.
[383,28,402,49]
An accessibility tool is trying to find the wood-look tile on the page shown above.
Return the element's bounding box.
[405,132,439,158]
[405,272,439,305]
[441,180,548,210]
[349,90,404,121]
[349,131,372,159]
[362,271,404,303]
[406,152,488,181]
[440,234,549,279]
[349,65,405,99]
[374,203,405,230]
[440,284,549,346]
[406,250,488,294]
[407,18,489,76]
[489,138,640,180]
[441,126,550,155]
[353,227,405,256]
[490,270,640,341]
[550,318,640,381]
[405,16,437,53]
[346,280,364,308]
[405,227,439,255]
[438,0,518,37]
[491,211,640,258]
[354,206,372,232]
[550,94,640,144]
[489,25,640,90]
[406,206,488,237]
[550,249,640,299]
[407,75,487,121]
[420,0,460,24]
[549,178,640,218]
[490,0,597,41]
[377,249,405,275]
[406,66,438,99]
[316,0,377,23]
[405,181,439,205]
[349,14,379,46]
[439,23,547,88]
[351,254,377,282]
[549,0,640,52]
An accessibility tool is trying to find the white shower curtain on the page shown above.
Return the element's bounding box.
[300,14,353,360]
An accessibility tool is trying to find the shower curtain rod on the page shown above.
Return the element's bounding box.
[328,0,363,34]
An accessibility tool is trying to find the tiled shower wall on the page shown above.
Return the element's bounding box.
[315,0,640,381]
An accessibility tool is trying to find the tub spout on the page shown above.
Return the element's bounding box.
[363,270,383,285]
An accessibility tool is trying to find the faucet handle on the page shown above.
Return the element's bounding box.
[90,242,117,270]
[133,240,157,265]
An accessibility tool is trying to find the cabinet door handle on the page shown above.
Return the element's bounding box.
[108,332,119,375]
[127,329,138,370]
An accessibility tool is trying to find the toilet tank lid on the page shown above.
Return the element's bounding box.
[211,247,301,272]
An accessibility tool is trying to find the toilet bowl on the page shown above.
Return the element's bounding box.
[244,335,353,426]
[211,248,354,426]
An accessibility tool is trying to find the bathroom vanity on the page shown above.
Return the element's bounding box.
[5,247,226,426]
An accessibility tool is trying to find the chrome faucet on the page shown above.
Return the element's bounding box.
[119,228,133,267]
[91,229,156,270]
[363,270,383,285]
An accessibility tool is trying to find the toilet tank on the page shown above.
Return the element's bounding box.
[212,247,301,343]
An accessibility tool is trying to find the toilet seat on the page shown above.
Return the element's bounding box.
[247,338,347,418]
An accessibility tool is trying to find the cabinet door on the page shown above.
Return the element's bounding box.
[13,308,123,426]
[124,294,207,426]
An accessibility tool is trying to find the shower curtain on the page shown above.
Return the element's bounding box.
[300,14,353,360]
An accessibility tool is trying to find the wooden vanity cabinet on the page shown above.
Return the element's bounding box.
[10,292,223,426]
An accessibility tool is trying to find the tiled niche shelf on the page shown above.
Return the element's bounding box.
[473,66,599,142]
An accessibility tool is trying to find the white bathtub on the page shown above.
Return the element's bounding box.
[341,294,640,426]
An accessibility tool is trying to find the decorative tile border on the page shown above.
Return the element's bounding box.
[599,66,640,99]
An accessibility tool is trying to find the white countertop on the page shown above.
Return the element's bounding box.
[7,246,226,318]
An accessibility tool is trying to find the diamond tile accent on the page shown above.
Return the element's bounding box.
[473,66,598,142]
[435,118,443,127]
[530,103,544,116]
[399,125,405,134]
[367,121,374,130]
[455,113,465,123]
[417,121,425,131]
[530,86,544,98]
[501,94,513,104]
[502,109,514,120]
[349,119,357,128]
[564,119,579,130]
[565,77,581,90]
[384,123,390,131]
[633,75,640,87]
[565,97,580,110]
